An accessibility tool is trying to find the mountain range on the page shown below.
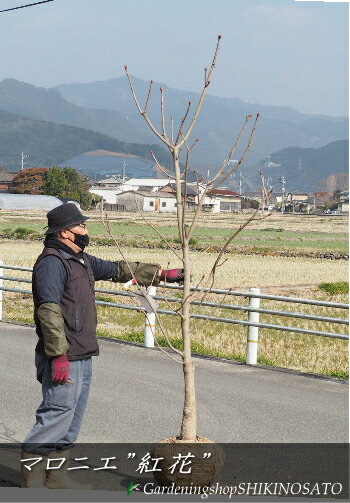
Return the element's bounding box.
[243,139,349,192]
[54,76,348,166]
[0,77,348,190]
[0,77,347,167]
[0,108,170,169]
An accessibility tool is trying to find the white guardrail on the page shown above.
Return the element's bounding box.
[0,261,348,365]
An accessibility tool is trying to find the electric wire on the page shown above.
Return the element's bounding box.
[0,0,54,14]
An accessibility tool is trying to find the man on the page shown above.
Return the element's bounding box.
[21,203,183,489]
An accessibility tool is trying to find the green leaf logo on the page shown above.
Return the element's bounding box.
[127,481,140,495]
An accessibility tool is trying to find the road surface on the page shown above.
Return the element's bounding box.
[0,322,348,443]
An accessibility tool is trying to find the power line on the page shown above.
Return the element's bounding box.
[0,0,54,13]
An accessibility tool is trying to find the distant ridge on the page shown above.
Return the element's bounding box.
[241,139,349,192]
[0,108,171,170]
[0,78,347,170]
[54,75,348,166]
[83,149,142,158]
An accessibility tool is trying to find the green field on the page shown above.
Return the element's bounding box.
[0,212,348,254]
[0,210,348,379]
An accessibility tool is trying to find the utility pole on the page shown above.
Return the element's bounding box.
[260,171,268,215]
[280,175,286,214]
[20,152,29,171]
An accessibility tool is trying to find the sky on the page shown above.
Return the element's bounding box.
[0,0,348,117]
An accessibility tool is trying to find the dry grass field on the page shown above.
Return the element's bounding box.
[0,210,348,378]
[0,209,348,234]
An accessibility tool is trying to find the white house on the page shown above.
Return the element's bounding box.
[204,189,242,213]
[90,178,172,203]
[160,183,242,213]
[106,190,177,212]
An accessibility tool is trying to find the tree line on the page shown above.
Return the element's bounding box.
[11,166,100,210]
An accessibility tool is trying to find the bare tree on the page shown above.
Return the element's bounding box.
[118,36,261,441]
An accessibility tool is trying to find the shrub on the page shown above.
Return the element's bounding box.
[173,237,198,246]
[2,228,13,238]
[319,282,349,295]
[12,227,36,239]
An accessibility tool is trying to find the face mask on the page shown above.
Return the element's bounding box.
[69,232,89,251]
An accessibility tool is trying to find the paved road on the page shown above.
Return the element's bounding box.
[0,322,348,443]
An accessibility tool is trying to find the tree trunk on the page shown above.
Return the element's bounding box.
[180,352,197,440]
[179,241,197,441]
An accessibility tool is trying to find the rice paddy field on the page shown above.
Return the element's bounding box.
[0,210,348,378]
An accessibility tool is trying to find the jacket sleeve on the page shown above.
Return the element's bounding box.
[37,302,69,357]
[33,256,69,357]
[86,253,161,287]
[113,260,161,287]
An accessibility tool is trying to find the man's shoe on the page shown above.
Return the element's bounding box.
[45,449,93,490]
[20,450,47,488]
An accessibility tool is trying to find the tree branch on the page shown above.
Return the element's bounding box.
[171,117,174,144]
[191,208,261,300]
[124,66,173,148]
[101,202,183,358]
[211,113,260,190]
[131,192,182,260]
[175,101,192,144]
[150,150,175,179]
[144,80,154,113]
[178,35,221,148]
[186,183,210,241]
[160,86,168,140]
[185,115,259,243]
[208,114,252,186]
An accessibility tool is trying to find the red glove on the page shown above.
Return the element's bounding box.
[160,268,185,284]
[51,354,69,384]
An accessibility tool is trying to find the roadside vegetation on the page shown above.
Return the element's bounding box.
[319,282,348,295]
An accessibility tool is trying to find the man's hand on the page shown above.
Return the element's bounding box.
[159,268,185,284]
[51,354,69,384]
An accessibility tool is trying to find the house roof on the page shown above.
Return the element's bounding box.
[127,178,171,186]
[97,177,171,186]
[207,189,242,197]
[135,190,175,198]
[161,183,199,197]
[116,190,175,198]
[0,171,15,182]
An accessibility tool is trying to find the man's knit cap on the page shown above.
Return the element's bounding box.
[45,203,89,235]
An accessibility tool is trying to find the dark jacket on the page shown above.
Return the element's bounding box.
[33,246,160,361]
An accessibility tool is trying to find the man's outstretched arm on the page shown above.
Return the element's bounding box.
[87,255,184,286]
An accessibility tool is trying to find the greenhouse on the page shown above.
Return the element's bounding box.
[0,194,63,210]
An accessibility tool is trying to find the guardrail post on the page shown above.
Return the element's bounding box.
[0,260,3,321]
[246,288,261,365]
[144,286,157,347]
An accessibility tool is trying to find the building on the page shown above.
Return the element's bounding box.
[286,192,309,202]
[159,183,198,210]
[338,191,349,214]
[105,191,176,212]
[160,184,242,213]
[0,194,63,211]
[0,170,16,192]
[206,189,242,213]
[283,192,313,213]
[90,177,172,203]
[94,177,244,213]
